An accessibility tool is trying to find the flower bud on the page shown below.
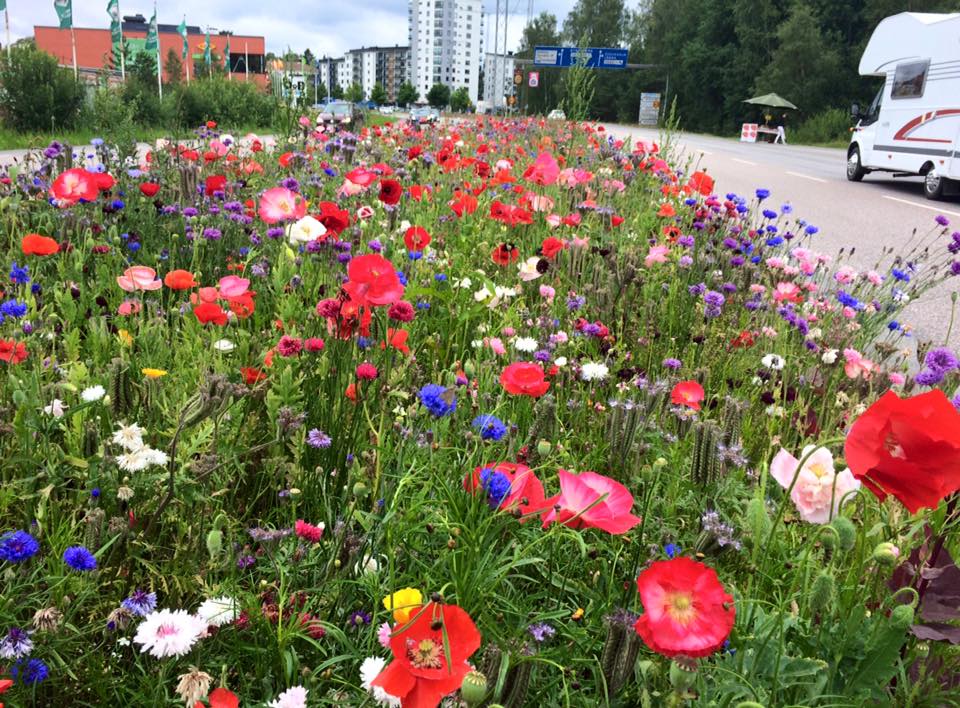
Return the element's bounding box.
[830,516,856,552]
[744,496,770,541]
[536,440,552,456]
[353,482,369,498]
[872,542,900,566]
[206,529,223,560]
[809,571,835,614]
[890,604,915,630]
[460,670,488,706]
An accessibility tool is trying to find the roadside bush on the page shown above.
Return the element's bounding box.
[0,44,85,132]
[792,107,851,145]
[169,78,279,129]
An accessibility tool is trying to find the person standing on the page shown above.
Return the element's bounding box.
[775,113,788,144]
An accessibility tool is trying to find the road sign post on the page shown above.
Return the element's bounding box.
[533,46,629,70]
[528,71,539,88]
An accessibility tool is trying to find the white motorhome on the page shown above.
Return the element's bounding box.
[848,12,960,199]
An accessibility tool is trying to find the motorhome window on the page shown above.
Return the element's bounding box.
[891,60,930,99]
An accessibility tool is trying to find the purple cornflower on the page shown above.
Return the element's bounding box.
[248,527,293,543]
[348,610,372,628]
[528,622,556,643]
[236,554,256,569]
[915,369,944,387]
[924,347,959,374]
[662,358,682,370]
[202,227,223,240]
[0,627,33,659]
[307,428,332,448]
[935,215,950,227]
[703,290,725,318]
[122,589,157,617]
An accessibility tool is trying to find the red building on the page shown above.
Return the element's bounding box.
[34,14,268,88]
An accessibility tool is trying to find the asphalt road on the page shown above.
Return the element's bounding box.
[606,124,960,354]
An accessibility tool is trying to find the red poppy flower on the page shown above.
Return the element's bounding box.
[404,226,432,252]
[491,243,519,266]
[343,254,405,307]
[241,367,267,385]
[205,175,227,197]
[671,381,705,410]
[163,269,198,290]
[688,171,715,196]
[464,462,546,516]
[194,687,239,708]
[0,339,28,365]
[378,178,403,206]
[50,168,99,205]
[316,201,350,234]
[21,234,60,256]
[541,469,642,534]
[407,145,423,161]
[193,302,228,326]
[409,184,432,202]
[139,182,161,197]
[844,390,960,513]
[345,168,377,187]
[634,557,735,658]
[227,292,256,319]
[541,237,565,259]
[372,602,481,708]
[384,327,411,355]
[449,192,478,217]
[489,200,532,226]
[93,172,115,191]
[657,203,676,218]
[500,362,550,397]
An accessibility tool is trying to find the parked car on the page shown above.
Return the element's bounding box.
[316,101,361,131]
[379,105,397,115]
[547,109,566,120]
[410,106,440,126]
[848,12,960,199]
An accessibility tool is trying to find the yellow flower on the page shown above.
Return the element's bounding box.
[117,329,133,347]
[142,368,168,379]
[383,588,423,624]
[571,607,585,621]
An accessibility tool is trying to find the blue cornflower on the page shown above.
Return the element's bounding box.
[664,543,681,559]
[396,271,408,286]
[781,203,793,214]
[9,262,29,285]
[888,321,901,331]
[765,235,784,247]
[472,414,507,441]
[435,273,447,282]
[755,188,770,201]
[479,468,511,507]
[11,657,49,684]
[127,241,141,252]
[63,545,97,571]
[419,384,455,417]
[408,251,423,261]
[416,301,430,310]
[357,336,371,350]
[762,209,777,220]
[891,268,910,282]
[837,291,862,310]
[0,627,33,659]
[804,224,819,235]
[0,299,27,319]
[91,488,100,499]
[0,530,40,563]
[122,589,157,617]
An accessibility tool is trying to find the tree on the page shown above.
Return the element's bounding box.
[331,83,344,100]
[517,11,563,114]
[0,44,85,132]
[165,48,183,85]
[370,82,388,105]
[449,86,472,113]
[303,48,315,67]
[345,82,364,102]
[397,81,418,107]
[426,83,450,109]
[561,0,626,121]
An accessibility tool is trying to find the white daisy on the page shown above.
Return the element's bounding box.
[81,385,106,402]
[196,596,238,628]
[269,685,309,708]
[133,609,205,659]
[513,337,538,353]
[761,354,785,371]
[581,362,610,382]
[112,422,145,451]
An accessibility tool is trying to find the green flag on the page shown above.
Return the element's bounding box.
[0,2,7,13]
[204,28,211,67]
[107,0,122,51]
[177,18,188,59]
[224,37,230,71]
[145,10,158,53]
[54,0,73,29]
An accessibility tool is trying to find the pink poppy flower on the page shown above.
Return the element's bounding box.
[488,337,506,356]
[356,205,375,221]
[644,245,670,267]
[218,276,249,299]
[117,266,162,292]
[117,300,142,316]
[196,287,219,303]
[344,168,377,187]
[526,194,555,213]
[769,446,860,524]
[522,151,560,186]
[259,187,306,224]
[337,179,366,198]
[843,348,875,379]
[545,213,562,228]
[541,469,642,535]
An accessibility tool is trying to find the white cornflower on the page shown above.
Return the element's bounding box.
[360,656,401,707]
[513,337,538,353]
[133,609,205,659]
[81,385,106,402]
[581,362,610,382]
[213,339,235,352]
[761,353,785,371]
[175,666,212,706]
[142,447,169,467]
[43,399,67,418]
[196,597,238,628]
[473,286,492,302]
[269,686,309,708]
[112,422,145,451]
[821,349,838,365]
[554,356,568,367]
[116,449,152,473]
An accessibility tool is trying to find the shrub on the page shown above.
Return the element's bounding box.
[0,44,86,132]
[168,78,279,129]
[792,107,851,145]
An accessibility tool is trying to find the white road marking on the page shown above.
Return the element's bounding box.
[732,158,757,166]
[785,171,828,183]
[882,195,960,217]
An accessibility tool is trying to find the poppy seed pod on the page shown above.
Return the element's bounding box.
[206,529,223,560]
[830,516,857,552]
[460,670,488,706]
[890,603,915,630]
[669,660,697,692]
[809,571,836,614]
[872,542,900,566]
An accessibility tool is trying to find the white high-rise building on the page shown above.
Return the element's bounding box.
[409,0,484,104]
[483,52,515,109]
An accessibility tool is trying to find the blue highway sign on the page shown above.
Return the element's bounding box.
[533,46,629,69]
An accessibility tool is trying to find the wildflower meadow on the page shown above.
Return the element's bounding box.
[0,116,959,707]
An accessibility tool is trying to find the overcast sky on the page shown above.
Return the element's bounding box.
[9,0,577,56]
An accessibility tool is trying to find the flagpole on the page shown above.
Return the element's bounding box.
[120,48,125,80]
[244,42,248,82]
[70,27,78,78]
[5,7,10,61]
[154,3,162,99]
